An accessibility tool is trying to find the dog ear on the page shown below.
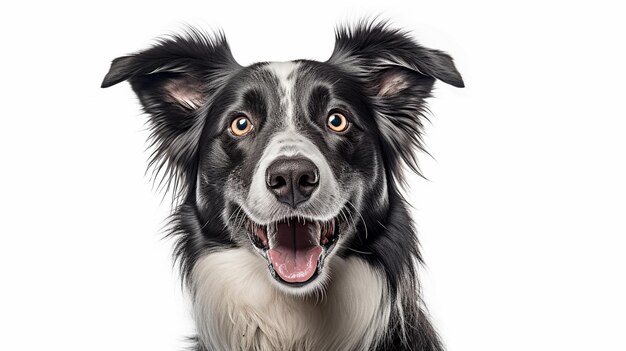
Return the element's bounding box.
[102,29,239,198]
[328,21,464,185]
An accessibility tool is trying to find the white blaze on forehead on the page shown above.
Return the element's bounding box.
[266,61,299,128]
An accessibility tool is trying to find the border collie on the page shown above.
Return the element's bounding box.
[102,20,463,351]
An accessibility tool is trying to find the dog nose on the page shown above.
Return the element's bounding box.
[265,157,319,208]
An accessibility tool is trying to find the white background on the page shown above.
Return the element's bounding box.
[1,1,624,350]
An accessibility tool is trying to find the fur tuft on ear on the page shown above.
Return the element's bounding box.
[102,28,240,201]
[328,20,464,186]
[329,20,464,88]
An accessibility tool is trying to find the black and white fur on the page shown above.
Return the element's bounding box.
[102,20,463,351]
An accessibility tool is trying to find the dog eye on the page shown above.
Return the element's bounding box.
[327,112,349,133]
[230,115,254,136]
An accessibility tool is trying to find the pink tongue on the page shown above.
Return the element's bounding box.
[267,221,322,283]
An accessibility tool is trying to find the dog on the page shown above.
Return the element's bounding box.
[102,20,463,351]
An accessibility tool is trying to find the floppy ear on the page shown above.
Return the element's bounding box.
[101,29,239,198]
[328,21,464,185]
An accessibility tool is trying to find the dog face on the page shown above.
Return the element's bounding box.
[196,60,385,291]
[102,23,463,294]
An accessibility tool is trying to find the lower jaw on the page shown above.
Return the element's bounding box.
[268,263,321,287]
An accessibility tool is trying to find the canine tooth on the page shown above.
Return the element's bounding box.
[254,226,268,247]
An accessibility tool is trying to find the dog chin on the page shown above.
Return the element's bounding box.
[236,208,344,293]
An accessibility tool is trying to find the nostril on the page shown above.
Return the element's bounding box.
[298,171,319,188]
[269,175,287,189]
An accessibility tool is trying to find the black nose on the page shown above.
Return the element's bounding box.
[265,157,320,208]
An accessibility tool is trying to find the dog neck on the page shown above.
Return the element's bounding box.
[191,248,391,351]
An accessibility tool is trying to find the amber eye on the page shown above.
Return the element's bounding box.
[327,112,349,133]
[230,115,253,136]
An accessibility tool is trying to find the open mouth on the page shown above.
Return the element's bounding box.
[247,217,340,286]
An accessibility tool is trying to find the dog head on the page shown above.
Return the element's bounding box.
[102,23,463,294]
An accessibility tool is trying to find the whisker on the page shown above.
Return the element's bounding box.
[347,247,373,254]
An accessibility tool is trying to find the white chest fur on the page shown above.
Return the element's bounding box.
[191,248,390,351]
